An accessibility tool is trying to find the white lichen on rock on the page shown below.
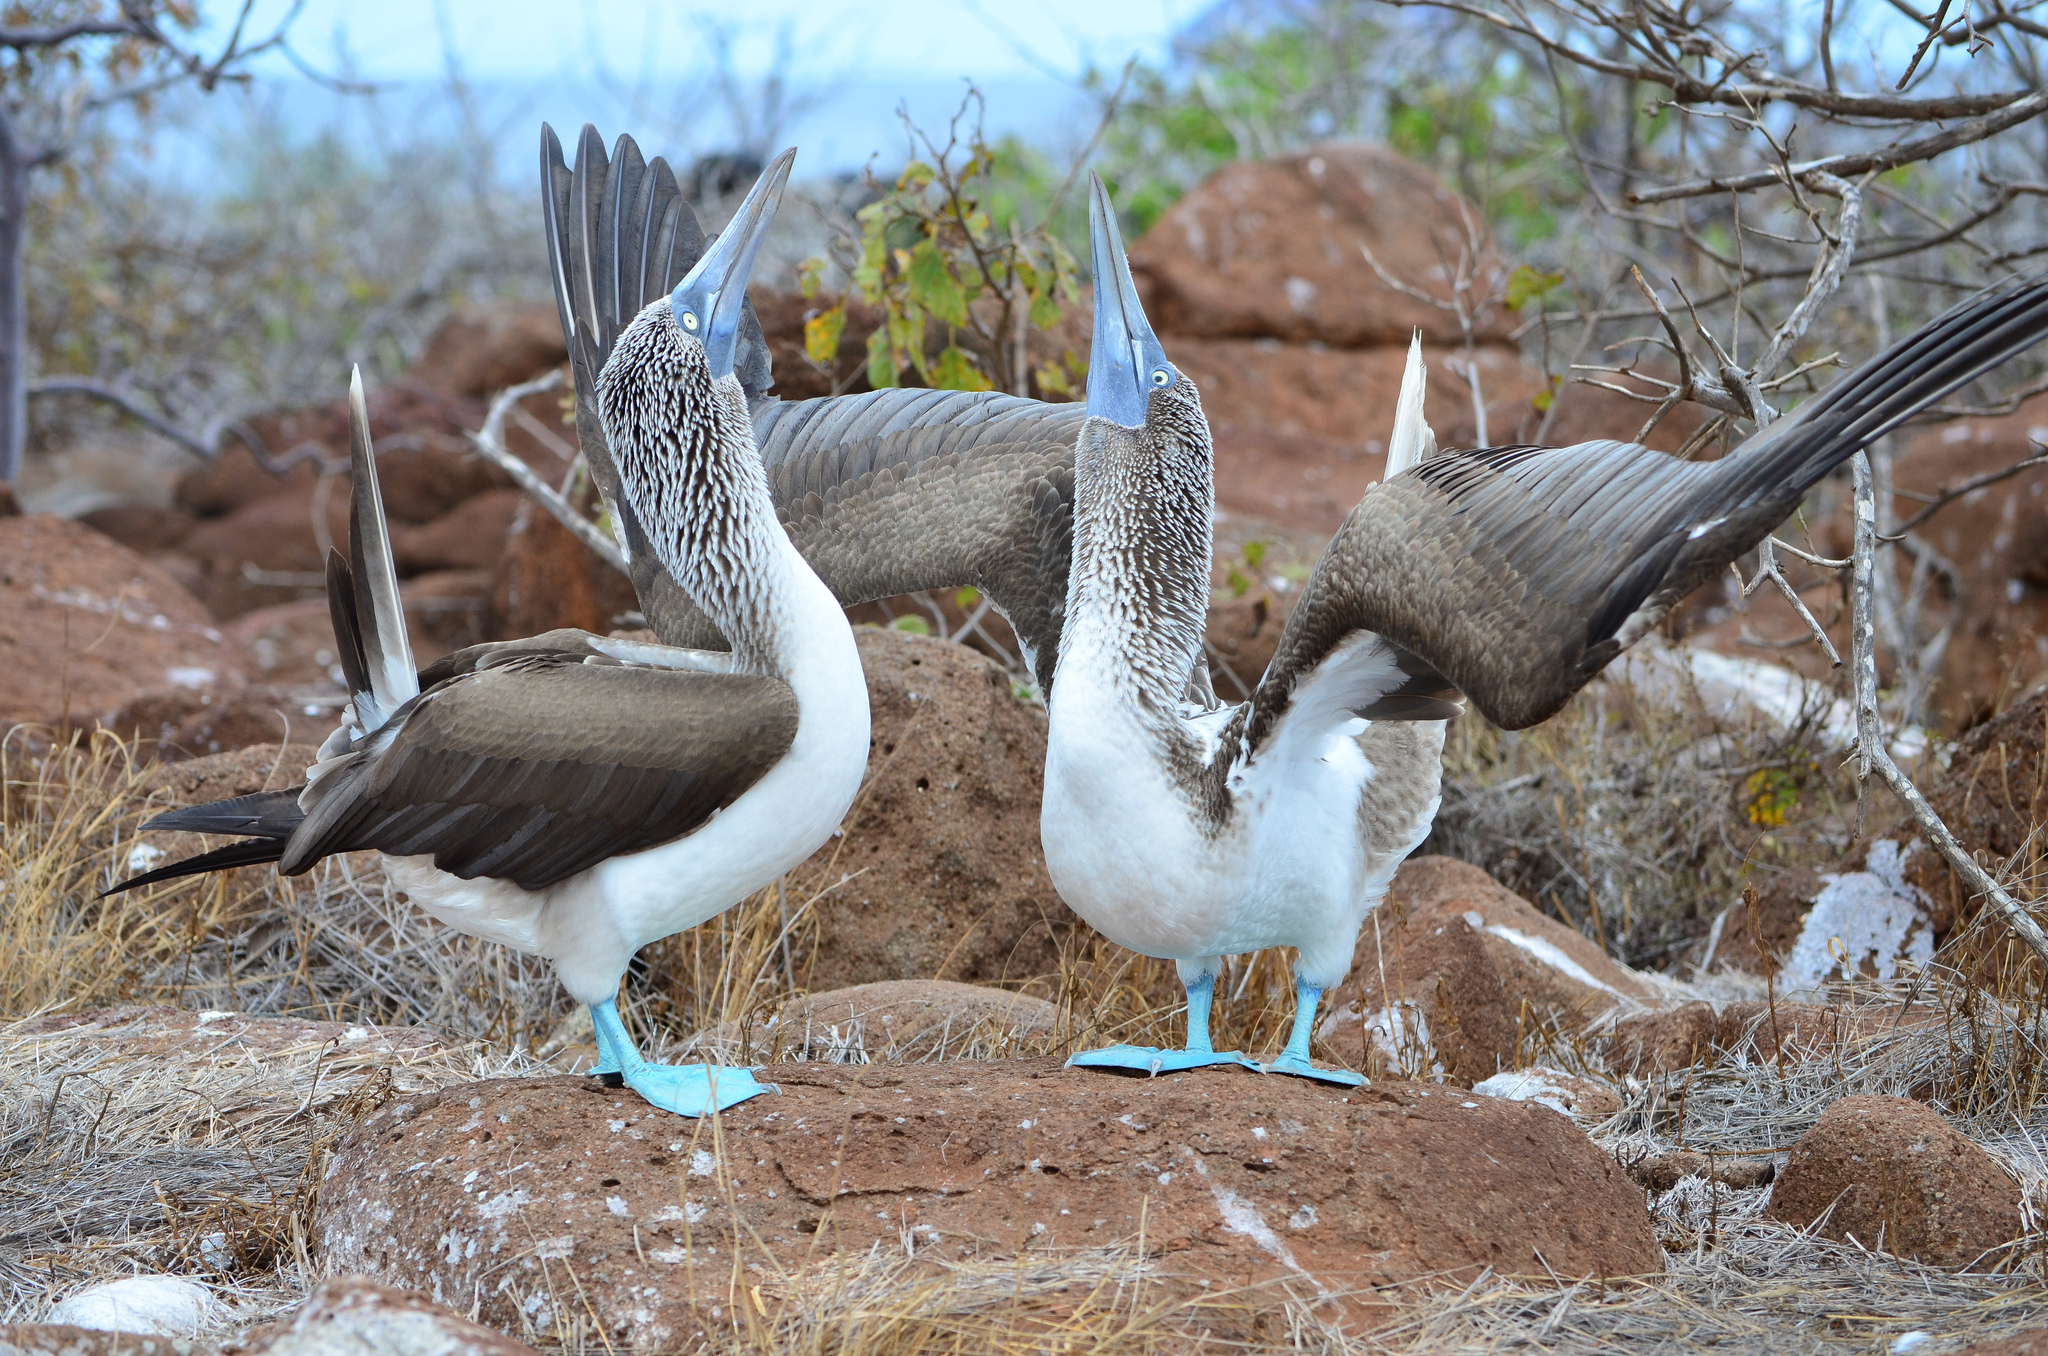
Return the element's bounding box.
[1782,839,1935,992]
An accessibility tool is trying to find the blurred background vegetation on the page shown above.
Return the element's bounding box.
[12,0,2047,482]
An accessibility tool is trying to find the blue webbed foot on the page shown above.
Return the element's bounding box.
[1067,1045,1255,1076]
[1253,976,1368,1086]
[588,998,769,1116]
[1256,1051,1367,1086]
[622,1061,769,1116]
[1066,972,1257,1077]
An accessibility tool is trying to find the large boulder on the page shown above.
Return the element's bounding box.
[0,515,246,732]
[316,1061,1661,1348]
[1170,336,1541,535]
[1131,144,1515,349]
[407,302,567,400]
[1318,856,1660,1084]
[487,498,638,639]
[789,628,1072,990]
[1765,1095,2022,1268]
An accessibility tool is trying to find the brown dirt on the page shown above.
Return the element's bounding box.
[1319,857,1658,1084]
[16,1001,447,1063]
[316,1061,1661,1349]
[1609,1003,1721,1075]
[691,979,1056,1063]
[1131,143,1514,349]
[0,515,247,732]
[178,485,348,618]
[1624,1149,1775,1193]
[790,628,1073,991]
[1958,1331,2048,1356]
[407,301,567,400]
[1898,684,2048,929]
[1764,1093,2023,1268]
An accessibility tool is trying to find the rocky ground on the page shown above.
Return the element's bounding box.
[5,143,2048,1354]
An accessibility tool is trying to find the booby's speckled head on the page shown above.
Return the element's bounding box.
[669,147,795,378]
[1085,171,1178,428]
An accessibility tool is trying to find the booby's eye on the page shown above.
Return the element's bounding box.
[1151,368,1171,387]
[680,310,700,332]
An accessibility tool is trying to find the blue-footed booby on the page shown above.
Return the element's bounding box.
[1052,172,2048,1084]
[542,123,1102,697]
[108,152,870,1118]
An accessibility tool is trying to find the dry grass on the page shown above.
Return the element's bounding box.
[1427,658,1862,974]
[10,721,2048,1352]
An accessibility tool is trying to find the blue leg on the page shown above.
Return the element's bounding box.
[589,999,769,1116]
[589,1004,624,1085]
[1068,969,1259,1077]
[1258,976,1366,1086]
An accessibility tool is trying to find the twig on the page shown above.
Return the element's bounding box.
[1848,449,2048,964]
[465,371,629,577]
[1884,448,2048,538]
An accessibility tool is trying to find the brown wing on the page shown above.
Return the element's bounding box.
[282,656,799,889]
[1247,273,2048,748]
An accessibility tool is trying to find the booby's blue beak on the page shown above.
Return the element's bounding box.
[1086,171,1177,428]
[670,147,796,379]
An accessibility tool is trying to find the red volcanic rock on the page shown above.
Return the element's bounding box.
[408,302,567,400]
[785,628,1072,990]
[1320,857,1659,1084]
[316,1061,1660,1348]
[1169,336,1543,536]
[0,514,245,732]
[1765,1094,2022,1267]
[392,489,524,575]
[1131,144,1514,349]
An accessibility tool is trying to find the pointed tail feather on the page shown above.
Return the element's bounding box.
[345,368,418,729]
[101,837,290,897]
[143,789,304,839]
[1385,331,1435,481]
[1730,272,2048,503]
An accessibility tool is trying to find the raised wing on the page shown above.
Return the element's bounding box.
[282,654,799,889]
[1246,272,2048,749]
[543,124,1084,692]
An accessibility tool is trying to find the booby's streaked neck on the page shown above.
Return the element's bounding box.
[1064,384,1216,718]
[599,301,796,676]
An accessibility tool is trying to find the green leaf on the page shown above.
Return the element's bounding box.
[955,586,982,610]
[1505,264,1565,311]
[898,161,935,192]
[1033,360,1073,397]
[1029,288,1061,330]
[907,240,969,327]
[1226,565,1252,598]
[932,344,993,391]
[795,256,826,301]
[804,304,846,367]
[1242,540,1268,570]
[866,326,898,389]
[1277,563,1312,583]
[889,614,932,635]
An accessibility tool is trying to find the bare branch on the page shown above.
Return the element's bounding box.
[1884,448,2048,537]
[465,372,628,578]
[1630,90,2048,203]
[27,376,211,457]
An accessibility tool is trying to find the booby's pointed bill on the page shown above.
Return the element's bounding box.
[1085,172,1176,427]
[671,147,796,378]
[344,366,418,727]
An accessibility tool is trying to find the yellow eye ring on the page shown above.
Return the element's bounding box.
[681,310,700,331]
[1151,368,1170,386]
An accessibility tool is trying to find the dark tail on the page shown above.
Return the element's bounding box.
[102,771,308,899]
[101,836,292,897]
[1728,272,2048,504]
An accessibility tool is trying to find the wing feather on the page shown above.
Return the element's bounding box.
[1246,273,2048,746]
[282,660,800,889]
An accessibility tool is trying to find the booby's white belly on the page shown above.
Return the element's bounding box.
[386,569,870,1005]
[1042,679,1382,980]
